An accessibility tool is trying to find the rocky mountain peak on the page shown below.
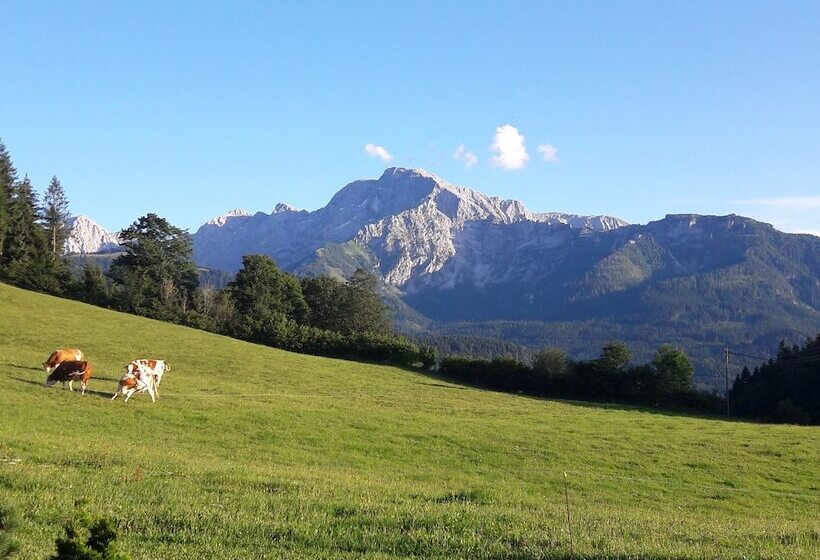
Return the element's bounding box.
[325,167,532,227]
[206,208,251,227]
[324,167,443,218]
[380,166,440,182]
[65,215,121,254]
[273,203,299,213]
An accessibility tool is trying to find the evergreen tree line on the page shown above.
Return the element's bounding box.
[0,141,72,293]
[412,332,533,363]
[103,219,435,366]
[440,342,726,414]
[729,336,819,424]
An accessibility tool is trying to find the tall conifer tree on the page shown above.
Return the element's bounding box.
[345,268,391,334]
[81,260,109,305]
[4,176,69,292]
[42,175,71,257]
[109,213,199,315]
[6,176,45,269]
[0,140,18,264]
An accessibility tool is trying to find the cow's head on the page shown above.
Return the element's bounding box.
[44,372,59,387]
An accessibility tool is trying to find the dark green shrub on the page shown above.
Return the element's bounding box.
[50,518,130,560]
[773,400,811,425]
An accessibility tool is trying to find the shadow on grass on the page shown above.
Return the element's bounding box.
[406,367,749,424]
[485,555,695,560]
[11,376,114,400]
[3,362,120,383]
[415,381,471,390]
[2,361,41,372]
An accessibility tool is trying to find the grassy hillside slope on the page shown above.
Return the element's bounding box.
[0,283,817,559]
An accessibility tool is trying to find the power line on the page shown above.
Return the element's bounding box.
[729,349,820,365]
[728,350,770,361]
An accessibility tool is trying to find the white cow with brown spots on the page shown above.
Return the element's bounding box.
[111,359,169,403]
[111,365,156,403]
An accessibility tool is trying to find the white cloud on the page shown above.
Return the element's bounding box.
[490,125,529,170]
[364,143,393,162]
[453,144,478,168]
[537,143,559,163]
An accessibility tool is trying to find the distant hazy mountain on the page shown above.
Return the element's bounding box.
[189,168,820,378]
[532,212,628,231]
[65,216,120,254]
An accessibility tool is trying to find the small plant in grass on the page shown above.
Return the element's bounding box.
[0,503,20,558]
[50,516,130,560]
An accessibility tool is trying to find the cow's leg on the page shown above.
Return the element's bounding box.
[111,391,119,401]
[68,380,74,392]
[148,385,156,403]
[81,381,87,395]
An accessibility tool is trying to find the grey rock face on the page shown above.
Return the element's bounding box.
[206,208,252,227]
[65,216,121,254]
[533,212,629,231]
[192,167,628,284]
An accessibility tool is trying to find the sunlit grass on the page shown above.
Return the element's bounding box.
[0,282,817,559]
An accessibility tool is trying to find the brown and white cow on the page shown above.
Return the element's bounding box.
[43,348,84,373]
[45,360,93,394]
[111,366,157,403]
[124,359,170,395]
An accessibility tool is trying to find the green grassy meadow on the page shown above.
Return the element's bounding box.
[0,282,817,559]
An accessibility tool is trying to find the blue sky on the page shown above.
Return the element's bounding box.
[1,1,818,235]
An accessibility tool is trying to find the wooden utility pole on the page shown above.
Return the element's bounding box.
[725,347,730,417]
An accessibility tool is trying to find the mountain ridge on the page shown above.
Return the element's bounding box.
[192,167,630,277]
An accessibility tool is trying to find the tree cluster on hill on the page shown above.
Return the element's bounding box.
[222,254,431,365]
[0,141,72,293]
[412,332,533,363]
[440,341,724,413]
[108,213,200,319]
[82,212,434,367]
[729,336,819,424]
